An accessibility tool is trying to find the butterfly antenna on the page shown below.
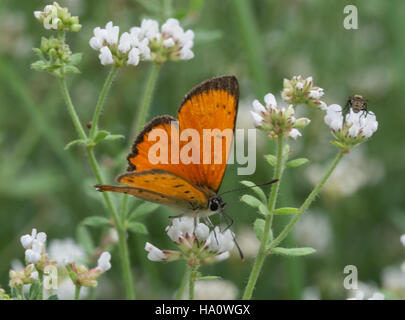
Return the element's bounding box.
[219,179,279,196]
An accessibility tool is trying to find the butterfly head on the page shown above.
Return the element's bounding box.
[208,194,226,213]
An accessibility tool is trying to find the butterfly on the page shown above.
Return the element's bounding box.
[95,76,239,219]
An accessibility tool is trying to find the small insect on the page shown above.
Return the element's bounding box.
[345,94,369,116]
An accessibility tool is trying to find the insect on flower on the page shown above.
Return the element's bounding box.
[345,94,370,116]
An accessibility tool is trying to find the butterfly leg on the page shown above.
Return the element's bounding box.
[221,211,234,232]
[193,217,200,248]
[168,214,185,220]
[203,217,219,246]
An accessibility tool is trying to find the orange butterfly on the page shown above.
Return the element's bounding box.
[95,76,239,218]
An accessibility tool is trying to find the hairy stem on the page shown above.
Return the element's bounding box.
[58,78,87,140]
[242,135,285,300]
[58,77,135,300]
[268,150,345,251]
[120,63,162,221]
[176,266,190,300]
[74,285,81,300]
[130,63,162,139]
[89,66,119,138]
[188,266,198,300]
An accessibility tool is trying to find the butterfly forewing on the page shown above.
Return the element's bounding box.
[177,76,239,193]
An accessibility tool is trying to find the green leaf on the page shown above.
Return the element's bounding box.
[240,194,263,208]
[270,247,316,256]
[93,130,110,143]
[70,53,82,65]
[29,281,41,300]
[127,222,148,235]
[76,225,95,256]
[31,60,48,71]
[253,218,265,241]
[273,207,300,215]
[81,216,111,228]
[47,294,59,300]
[129,203,160,221]
[239,180,267,203]
[104,134,125,141]
[258,203,270,216]
[331,141,347,149]
[64,65,80,74]
[286,158,309,168]
[64,139,87,150]
[264,154,276,167]
[254,218,272,243]
[197,276,221,281]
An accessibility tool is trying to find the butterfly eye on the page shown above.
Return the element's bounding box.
[209,199,219,212]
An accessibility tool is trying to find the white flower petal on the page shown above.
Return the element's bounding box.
[20,235,33,249]
[264,93,277,108]
[127,47,140,66]
[195,223,210,241]
[250,111,264,127]
[36,232,47,244]
[145,242,166,261]
[289,128,302,140]
[252,99,266,113]
[99,46,114,65]
[97,252,112,272]
[163,38,175,48]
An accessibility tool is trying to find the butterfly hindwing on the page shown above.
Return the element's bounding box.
[116,169,209,210]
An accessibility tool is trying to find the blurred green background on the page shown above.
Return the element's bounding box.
[1,0,404,299]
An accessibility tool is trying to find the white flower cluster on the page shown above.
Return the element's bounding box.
[281,75,326,108]
[20,228,47,264]
[89,18,194,66]
[324,104,378,147]
[145,217,234,263]
[89,21,150,66]
[251,93,310,140]
[34,4,60,30]
[33,2,81,32]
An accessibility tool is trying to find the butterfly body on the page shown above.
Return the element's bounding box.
[95,76,239,218]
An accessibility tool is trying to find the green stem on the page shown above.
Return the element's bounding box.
[131,63,162,138]
[38,271,43,300]
[120,63,162,228]
[188,266,197,300]
[268,150,345,251]
[176,266,190,300]
[74,285,81,300]
[86,149,135,300]
[242,136,286,300]
[90,66,119,138]
[58,78,87,140]
[58,78,136,300]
